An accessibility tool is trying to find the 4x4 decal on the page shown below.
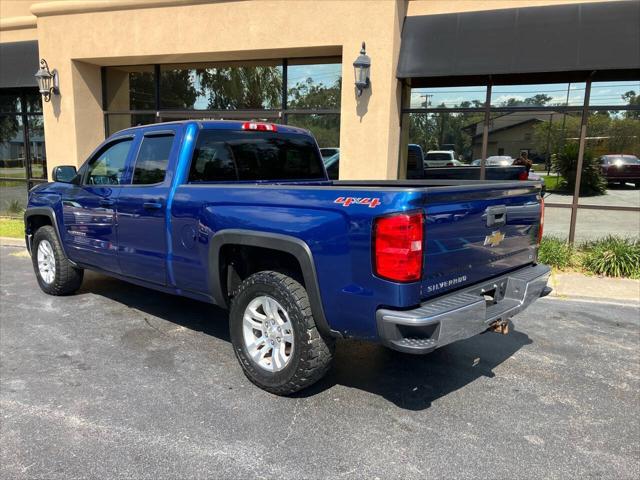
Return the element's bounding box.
[334,197,381,208]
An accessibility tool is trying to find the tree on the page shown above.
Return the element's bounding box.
[199,66,282,109]
[622,90,640,119]
[524,93,553,106]
[553,143,606,196]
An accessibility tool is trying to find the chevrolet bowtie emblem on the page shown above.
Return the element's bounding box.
[484,230,505,247]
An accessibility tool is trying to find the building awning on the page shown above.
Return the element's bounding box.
[397,1,640,86]
[0,41,39,89]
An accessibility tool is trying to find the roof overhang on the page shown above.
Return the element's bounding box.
[0,41,39,89]
[397,1,640,86]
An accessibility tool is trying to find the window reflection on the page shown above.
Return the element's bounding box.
[491,83,585,108]
[589,81,640,107]
[409,86,486,109]
[105,65,156,111]
[0,114,26,178]
[287,60,341,109]
[577,109,640,205]
[286,114,340,148]
[160,62,283,110]
[27,115,46,179]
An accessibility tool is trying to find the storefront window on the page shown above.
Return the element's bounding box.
[105,65,156,111]
[286,114,340,148]
[409,86,486,109]
[400,76,639,243]
[27,115,46,179]
[589,81,640,108]
[490,83,585,108]
[577,109,640,208]
[0,180,28,216]
[159,61,283,110]
[0,114,26,179]
[287,59,341,109]
[405,112,482,162]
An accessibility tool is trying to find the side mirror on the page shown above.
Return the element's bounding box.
[52,165,77,183]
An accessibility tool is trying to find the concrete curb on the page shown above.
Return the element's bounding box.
[548,270,640,305]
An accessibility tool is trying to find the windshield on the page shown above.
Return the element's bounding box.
[603,155,640,165]
[189,130,326,182]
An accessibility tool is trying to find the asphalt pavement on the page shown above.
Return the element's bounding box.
[1,246,639,479]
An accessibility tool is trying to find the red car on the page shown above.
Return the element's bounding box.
[600,154,640,188]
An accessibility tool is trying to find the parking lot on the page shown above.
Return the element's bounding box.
[1,246,639,479]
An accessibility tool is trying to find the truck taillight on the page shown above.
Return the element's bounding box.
[538,197,545,245]
[518,171,529,180]
[242,122,277,132]
[373,212,424,282]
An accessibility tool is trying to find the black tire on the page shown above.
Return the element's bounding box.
[229,271,335,395]
[31,226,84,295]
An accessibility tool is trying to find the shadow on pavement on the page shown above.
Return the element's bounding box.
[79,271,532,410]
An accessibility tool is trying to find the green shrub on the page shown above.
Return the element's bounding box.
[581,236,640,279]
[538,236,574,269]
[552,143,606,196]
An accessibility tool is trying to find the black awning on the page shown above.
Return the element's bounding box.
[0,41,39,89]
[397,1,640,84]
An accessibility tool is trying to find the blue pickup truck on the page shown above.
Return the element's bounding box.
[25,120,550,394]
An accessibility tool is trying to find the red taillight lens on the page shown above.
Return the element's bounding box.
[373,212,424,282]
[242,122,277,132]
[518,171,529,180]
[538,197,545,245]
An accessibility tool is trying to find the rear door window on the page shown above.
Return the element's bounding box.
[188,130,325,182]
[132,134,174,185]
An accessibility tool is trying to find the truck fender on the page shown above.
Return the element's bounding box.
[24,206,73,261]
[208,229,341,338]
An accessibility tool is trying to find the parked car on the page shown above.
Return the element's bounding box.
[25,120,549,395]
[320,147,339,159]
[424,150,457,167]
[599,154,640,187]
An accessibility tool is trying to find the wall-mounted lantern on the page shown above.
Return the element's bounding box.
[34,59,59,102]
[353,42,371,97]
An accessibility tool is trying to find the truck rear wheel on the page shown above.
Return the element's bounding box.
[229,271,335,395]
[31,226,84,296]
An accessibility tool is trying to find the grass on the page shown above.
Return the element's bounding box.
[0,218,24,238]
[538,236,574,269]
[541,175,563,192]
[539,234,640,279]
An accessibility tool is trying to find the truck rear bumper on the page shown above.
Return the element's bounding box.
[376,263,551,354]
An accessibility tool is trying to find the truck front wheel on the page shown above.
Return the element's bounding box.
[229,271,335,395]
[31,226,84,295]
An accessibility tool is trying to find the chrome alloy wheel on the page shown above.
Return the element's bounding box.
[242,295,295,372]
[37,239,56,284]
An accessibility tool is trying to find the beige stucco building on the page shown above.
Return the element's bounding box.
[4,0,634,184]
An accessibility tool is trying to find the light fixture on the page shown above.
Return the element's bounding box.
[353,41,371,97]
[34,59,59,102]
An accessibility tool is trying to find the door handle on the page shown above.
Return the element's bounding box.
[143,201,163,210]
[484,205,507,228]
[99,198,115,207]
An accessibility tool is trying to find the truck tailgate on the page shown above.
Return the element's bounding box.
[420,183,541,299]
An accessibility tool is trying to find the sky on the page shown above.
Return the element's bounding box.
[410,81,640,109]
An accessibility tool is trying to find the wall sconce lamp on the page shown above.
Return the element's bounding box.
[35,59,59,102]
[353,42,371,97]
